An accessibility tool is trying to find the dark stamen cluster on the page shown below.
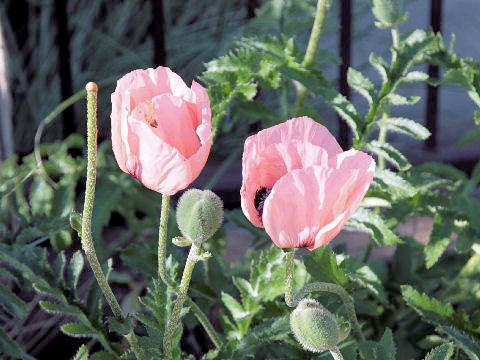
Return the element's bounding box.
[254,187,272,219]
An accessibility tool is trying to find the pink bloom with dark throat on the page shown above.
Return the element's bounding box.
[240,116,375,250]
[111,67,211,195]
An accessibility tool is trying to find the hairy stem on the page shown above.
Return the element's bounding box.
[163,243,201,359]
[330,347,345,360]
[156,197,223,349]
[125,331,145,360]
[284,249,296,307]
[81,82,124,321]
[295,0,332,116]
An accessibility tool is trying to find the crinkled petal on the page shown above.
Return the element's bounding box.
[262,149,375,250]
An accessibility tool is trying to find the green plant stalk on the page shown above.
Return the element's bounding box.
[163,242,201,359]
[284,249,296,307]
[284,253,364,341]
[295,0,332,116]
[330,347,345,360]
[157,195,223,349]
[125,331,146,360]
[81,82,124,321]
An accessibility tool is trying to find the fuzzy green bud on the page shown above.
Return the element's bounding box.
[290,298,340,353]
[176,189,223,243]
[372,0,407,27]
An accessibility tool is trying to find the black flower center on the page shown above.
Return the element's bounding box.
[254,187,272,219]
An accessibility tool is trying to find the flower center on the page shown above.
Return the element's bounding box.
[254,187,272,219]
[137,100,158,128]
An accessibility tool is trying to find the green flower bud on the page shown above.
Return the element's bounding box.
[372,0,407,27]
[176,189,223,243]
[290,298,340,353]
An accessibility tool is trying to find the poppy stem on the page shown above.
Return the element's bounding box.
[284,249,297,307]
[293,282,365,342]
[81,82,124,321]
[163,242,201,359]
[294,0,332,116]
[125,331,146,360]
[330,347,345,360]
[157,195,224,350]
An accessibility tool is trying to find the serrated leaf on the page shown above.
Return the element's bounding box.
[221,292,248,321]
[53,252,66,288]
[424,343,454,360]
[347,68,377,105]
[90,351,117,360]
[0,284,28,318]
[328,93,361,138]
[348,208,402,246]
[249,246,285,302]
[108,316,133,336]
[61,322,96,338]
[380,117,431,140]
[372,168,417,200]
[404,71,429,82]
[68,251,84,292]
[387,93,421,105]
[425,215,453,268]
[439,327,480,360]
[366,141,411,171]
[72,345,89,360]
[401,286,457,328]
[345,257,388,304]
[303,245,348,286]
[0,326,23,358]
[377,328,396,360]
[369,53,389,84]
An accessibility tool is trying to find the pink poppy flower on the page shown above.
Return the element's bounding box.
[240,117,375,250]
[111,67,211,195]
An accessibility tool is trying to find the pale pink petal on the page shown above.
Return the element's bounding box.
[111,90,128,173]
[262,166,333,249]
[124,116,192,195]
[262,150,375,250]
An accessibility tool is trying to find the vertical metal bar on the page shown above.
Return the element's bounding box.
[338,0,352,149]
[425,0,442,149]
[151,0,167,66]
[0,19,14,160]
[246,0,260,19]
[54,0,75,138]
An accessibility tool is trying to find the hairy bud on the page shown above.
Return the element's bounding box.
[176,189,223,243]
[372,0,407,27]
[290,299,341,353]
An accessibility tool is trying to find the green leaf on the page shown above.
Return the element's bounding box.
[372,168,417,200]
[424,343,455,360]
[108,316,134,336]
[68,251,84,292]
[377,328,396,360]
[403,71,429,82]
[70,211,83,237]
[0,326,22,358]
[366,141,411,171]
[345,257,388,304]
[424,215,453,268]
[53,252,67,288]
[328,93,361,139]
[348,208,402,246]
[380,117,431,140]
[50,230,72,252]
[72,345,89,360]
[400,285,470,331]
[249,246,286,301]
[439,326,480,360]
[369,53,389,84]
[457,128,480,148]
[61,322,96,338]
[90,351,117,360]
[0,284,28,318]
[221,292,248,321]
[387,93,421,105]
[303,245,348,286]
[347,68,377,106]
[16,227,43,245]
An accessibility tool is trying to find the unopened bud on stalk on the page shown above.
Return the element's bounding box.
[176,189,223,243]
[290,298,341,353]
[372,0,407,27]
